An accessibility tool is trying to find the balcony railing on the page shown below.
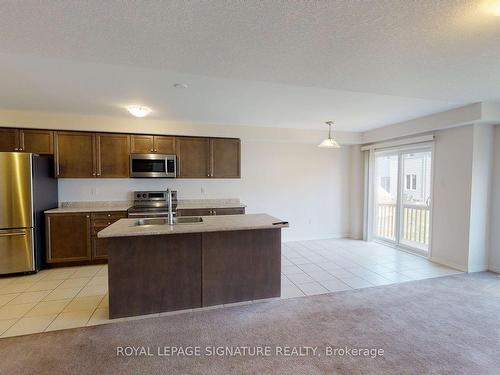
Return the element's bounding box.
[376,203,430,247]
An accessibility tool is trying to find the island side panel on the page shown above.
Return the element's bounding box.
[107,233,202,319]
[202,228,281,306]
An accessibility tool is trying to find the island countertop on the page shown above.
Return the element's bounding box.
[97,213,288,238]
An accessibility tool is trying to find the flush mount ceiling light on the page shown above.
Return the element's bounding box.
[126,105,152,118]
[318,121,340,148]
[481,0,500,16]
[173,83,188,89]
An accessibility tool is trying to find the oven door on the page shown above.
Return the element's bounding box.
[130,154,176,178]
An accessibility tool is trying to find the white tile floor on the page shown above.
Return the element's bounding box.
[280,239,461,298]
[0,239,461,338]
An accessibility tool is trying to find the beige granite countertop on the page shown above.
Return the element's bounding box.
[44,201,132,214]
[45,199,245,214]
[97,213,288,238]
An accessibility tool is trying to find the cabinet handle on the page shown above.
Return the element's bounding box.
[19,148,23,151]
[150,149,154,152]
[92,173,96,176]
[86,215,90,218]
[107,214,111,217]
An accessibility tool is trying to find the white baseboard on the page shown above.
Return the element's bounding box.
[487,265,500,274]
[282,233,351,243]
[429,256,467,272]
[467,264,489,273]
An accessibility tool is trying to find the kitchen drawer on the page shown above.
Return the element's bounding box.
[213,207,245,215]
[92,221,115,235]
[177,207,245,216]
[176,208,213,217]
[91,211,127,220]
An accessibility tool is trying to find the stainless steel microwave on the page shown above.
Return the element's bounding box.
[130,154,176,178]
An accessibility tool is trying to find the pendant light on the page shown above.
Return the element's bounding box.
[318,121,340,148]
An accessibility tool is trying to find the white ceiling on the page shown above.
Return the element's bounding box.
[0,0,499,131]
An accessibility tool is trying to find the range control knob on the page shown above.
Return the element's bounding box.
[136,193,141,198]
[142,194,147,198]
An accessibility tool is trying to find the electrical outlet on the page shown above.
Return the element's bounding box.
[90,188,97,196]
[200,186,205,195]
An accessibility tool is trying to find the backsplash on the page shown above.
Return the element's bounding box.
[57,178,242,202]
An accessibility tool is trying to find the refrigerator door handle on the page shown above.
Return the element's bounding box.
[0,231,27,237]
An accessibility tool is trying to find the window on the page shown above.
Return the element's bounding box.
[380,176,390,192]
[405,174,416,190]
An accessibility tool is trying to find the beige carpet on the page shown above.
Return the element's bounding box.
[1,272,499,375]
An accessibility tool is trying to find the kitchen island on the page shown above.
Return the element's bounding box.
[98,214,288,319]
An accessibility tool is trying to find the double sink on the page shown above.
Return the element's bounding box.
[135,217,203,226]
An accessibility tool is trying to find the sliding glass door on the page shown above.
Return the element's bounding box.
[373,147,432,255]
[374,152,399,243]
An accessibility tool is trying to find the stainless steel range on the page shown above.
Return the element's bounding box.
[127,190,177,218]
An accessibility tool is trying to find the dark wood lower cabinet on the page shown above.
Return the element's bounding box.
[106,228,281,319]
[108,234,202,318]
[46,211,126,265]
[46,213,92,263]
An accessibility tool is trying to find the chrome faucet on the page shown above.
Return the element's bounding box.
[166,188,174,225]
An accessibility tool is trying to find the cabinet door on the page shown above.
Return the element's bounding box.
[176,208,213,217]
[0,128,19,151]
[176,137,210,178]
[46,213,92,263]
[55,132,95,178]
[213,207,245,215]
[96,133,130,177]
[211,138,241,178]
[130,135,154,153]
[154,136,176,154]
[91,212,127,259]
[20,129,53,154]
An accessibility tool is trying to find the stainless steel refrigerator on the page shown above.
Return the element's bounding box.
[0,152,58,275]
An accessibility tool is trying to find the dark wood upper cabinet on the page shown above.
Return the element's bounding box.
[130,135,176,154]
[0,128,19,152]
[0,128,53,154]
[55,132,96,178]
[154,136,176,154]
[130,135,154,153]
[211,138,241,178]
[2,127,240,179]
[20,129,53,154]
[96,133,130,177]
[46,213,92,263]
[176,137,211,178]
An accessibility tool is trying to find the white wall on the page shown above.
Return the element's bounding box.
[59,140,355,241]
[488,125,500,273]
[468,124,494,272]
[429,125,474,271]
[0,109,359,242]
